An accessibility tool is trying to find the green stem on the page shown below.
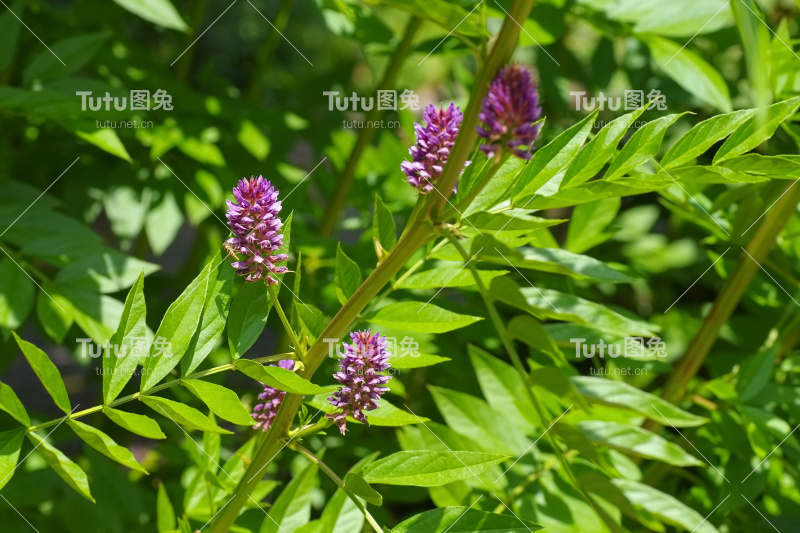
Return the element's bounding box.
[427,0,537,219]
[319,16,423,236]
[290,443,383,533]
[26,353,294,433]
[268,283,304,356]
[650,181,800,420]
[209,4,538,529]
[448,153,507,217]
[209,214,434,533]
[176,0,209,81]
[445,231,625,533]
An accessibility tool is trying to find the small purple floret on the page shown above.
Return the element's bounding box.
[225,176,289,284]
[401,103,469,194]
[327,330,391,435]
[252,359,295,431]
[476,65,542,160]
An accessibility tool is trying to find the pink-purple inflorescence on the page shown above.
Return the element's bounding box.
[225,176,289,284]
[477,65,542,160]
[401,102,469,194]
[252,359,295,431]
[327,330,391,435]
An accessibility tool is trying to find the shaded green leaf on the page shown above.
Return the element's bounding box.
[157,483,178,533]
[0,429,24,490]
[578,420,703,466]
[571,376,707,427]
[612,478,721,533]
[335,244,363,306]
[393,506,542,532]
[373,194,397,252]
[67,419,147,473]
[260,460,318,533]
[28,432,94,502]
[644,35,731,112]
[13,332,71,414]
[344,472,382,506]
[113,0,188,31]
[0,257,34,330]
[0,382,29,426]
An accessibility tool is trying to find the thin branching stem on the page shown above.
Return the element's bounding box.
[209,3,537,530]
[445,231,626,533]
[289,442,383,533]
[26,353,295,433]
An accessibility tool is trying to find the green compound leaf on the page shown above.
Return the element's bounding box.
[182,379,254,426]
[67,419,147,473]
[28,432,94,502]
[103,406,166,439]
[363,451,508,486]
[13,332,71,414]
[142,395,232,434]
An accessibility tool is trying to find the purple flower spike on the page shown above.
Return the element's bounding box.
[252,359,295,431]
[225,176,289,284]
[477,65,542,160]
[401,103,469,194]
[327,330,391,435]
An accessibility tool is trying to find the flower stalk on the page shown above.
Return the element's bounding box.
[209,3,537,530]
[289,442,383,533]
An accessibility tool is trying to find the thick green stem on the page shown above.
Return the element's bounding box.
[428,0,537,219]
[449,154,507,217]
[26,353,294,433]
[209,217,433,533]
[650,181,800,425]
[319,16,423,236]
[290,443,383,533]
[210,4,538,529]
[445,232,625,533]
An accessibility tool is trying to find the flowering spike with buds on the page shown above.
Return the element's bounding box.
[225,176,289,284]
[252,359,294,431]
[327,330,391,435]
[477,65,542,160]
[401,103,469,194]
